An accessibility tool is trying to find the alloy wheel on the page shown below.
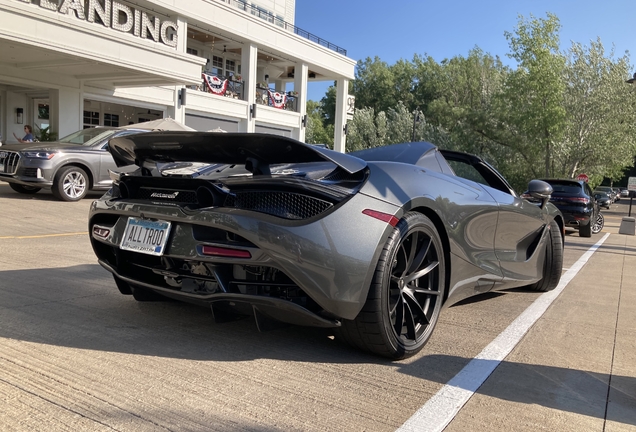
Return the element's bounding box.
[388,228,441,346]
[62,171,87,199]
[591,212,604,234]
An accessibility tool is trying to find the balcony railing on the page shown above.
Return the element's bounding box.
[193,73,299,112]
[196,73,245,100]
[217,0,347,56]
[256,86,298,112]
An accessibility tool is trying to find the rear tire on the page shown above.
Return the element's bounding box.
[579,219,592,237]
[529,220,563,292]
[340,212,446,359]
[9,183,41,194]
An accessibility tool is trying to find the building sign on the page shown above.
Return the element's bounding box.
[346,95,355,120]
[16,0,178,48]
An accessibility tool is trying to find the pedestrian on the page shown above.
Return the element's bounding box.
[14,125,34,143]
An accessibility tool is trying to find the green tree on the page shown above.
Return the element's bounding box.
[556,39,636,180]
[305,100,334,146]
[500,13,566,177]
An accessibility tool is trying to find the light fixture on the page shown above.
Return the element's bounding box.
[16,107,23,124]
[223,45,227,53]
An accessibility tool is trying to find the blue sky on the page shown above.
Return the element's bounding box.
[295,0,635,101]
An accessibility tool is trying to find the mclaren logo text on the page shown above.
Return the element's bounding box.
[150,191,180,199]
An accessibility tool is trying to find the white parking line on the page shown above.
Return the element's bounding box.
[397,233,611,432]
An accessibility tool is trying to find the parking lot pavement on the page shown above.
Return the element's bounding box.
[0,184,634,432]
[419,202,636,432]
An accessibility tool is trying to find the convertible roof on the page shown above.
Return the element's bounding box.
[108,132,367,174]
[349,141,437,164]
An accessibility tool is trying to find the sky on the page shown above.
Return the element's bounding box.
[294,0,635,101]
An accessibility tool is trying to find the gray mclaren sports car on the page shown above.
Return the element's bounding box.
[89,132,564,359]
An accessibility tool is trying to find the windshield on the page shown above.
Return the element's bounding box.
[59,128,118,146]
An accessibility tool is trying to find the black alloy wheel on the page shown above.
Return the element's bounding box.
[340,212,446,359]
[9,183,41,194]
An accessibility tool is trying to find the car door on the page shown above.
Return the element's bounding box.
[441,151,547,282]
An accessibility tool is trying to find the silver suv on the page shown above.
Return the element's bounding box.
[0,127,149,201]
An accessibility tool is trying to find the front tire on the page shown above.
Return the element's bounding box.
[52,166,88,201]
[9,183,41,194]
[529,220,563,292]
[340,212,446,359]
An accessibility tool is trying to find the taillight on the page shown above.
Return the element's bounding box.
[566,197,589,204]
[92,226,110,239]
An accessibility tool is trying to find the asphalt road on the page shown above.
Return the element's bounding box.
[0,183,634,431]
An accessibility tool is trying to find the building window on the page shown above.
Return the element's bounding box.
[225,59,236,76]
[187,47,198,56]
[83,111,99,128]
[211,56,224,76]
[104,113,119,127]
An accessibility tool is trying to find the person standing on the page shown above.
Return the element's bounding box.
[13,125,34,143]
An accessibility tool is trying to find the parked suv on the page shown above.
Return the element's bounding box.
[540,179,603,237]
[0,127,150,201]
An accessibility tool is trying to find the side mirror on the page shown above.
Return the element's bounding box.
[527,179,553,209]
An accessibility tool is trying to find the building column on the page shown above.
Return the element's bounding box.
[333,78,348,153]
[168,15,188,123]
[240,43,258,133]
[49,88,82,138]
[292,63,308,142]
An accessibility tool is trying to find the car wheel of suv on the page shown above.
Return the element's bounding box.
[591,212,604,234]
[340,212,445,359]
[579,219,592,237]
[52,166,88,201]
[529,220,563,292]
[9,183,41,194]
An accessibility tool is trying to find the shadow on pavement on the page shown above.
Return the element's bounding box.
[399,354,636,427]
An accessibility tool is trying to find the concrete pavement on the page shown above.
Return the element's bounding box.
[442,205,636,431]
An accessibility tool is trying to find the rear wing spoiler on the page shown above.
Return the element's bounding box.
[108,132,366,175]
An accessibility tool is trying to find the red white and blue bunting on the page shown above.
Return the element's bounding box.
[203,73,228,95]
[268,89,287,109]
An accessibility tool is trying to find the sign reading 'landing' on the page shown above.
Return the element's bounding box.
[16,0,179,48]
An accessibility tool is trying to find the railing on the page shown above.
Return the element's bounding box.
[196,73,245,100]
[256,86,298,112]
[217,0,347,56]
[193,74,298,112]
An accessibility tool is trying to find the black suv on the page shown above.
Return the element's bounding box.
[540,179,603,237]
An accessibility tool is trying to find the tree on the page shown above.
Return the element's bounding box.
[556,39,636,180]
[305,100,334,146]
[501,13,566,177]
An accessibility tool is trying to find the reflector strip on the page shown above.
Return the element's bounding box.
[362,209,399,226]
[201,245,251,258]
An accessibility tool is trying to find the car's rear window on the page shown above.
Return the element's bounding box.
[547,182,581,194]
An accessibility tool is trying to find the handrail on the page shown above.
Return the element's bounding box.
[217,0,347,56]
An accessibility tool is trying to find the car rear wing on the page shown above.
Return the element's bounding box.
[108,132,367,175]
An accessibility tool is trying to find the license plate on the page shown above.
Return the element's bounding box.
[0,165,4,173]
[120,217,171,256]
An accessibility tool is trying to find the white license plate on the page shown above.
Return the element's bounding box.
[120,217,171,256]
[0,165,4,173]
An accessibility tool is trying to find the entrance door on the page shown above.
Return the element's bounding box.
[33,98,51,140]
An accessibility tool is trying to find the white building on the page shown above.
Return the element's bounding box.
[0,0,355,151]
